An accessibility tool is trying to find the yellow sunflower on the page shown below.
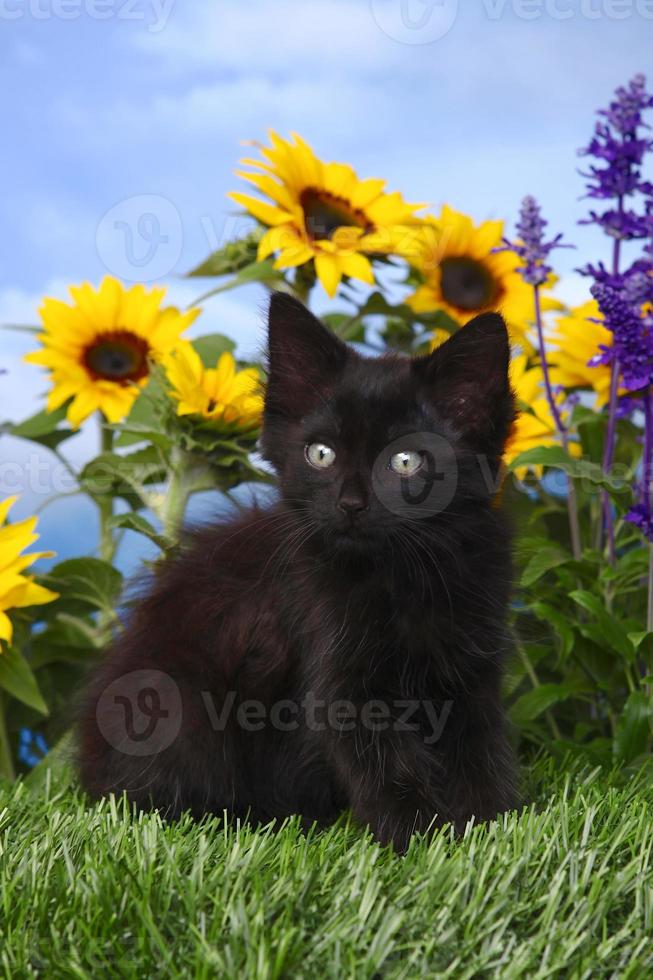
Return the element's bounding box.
[228,131,425,298]
[504,354,580,478]
[165,342,263,431]
[548,300,619,406]
[25,277,201,429]
[0,497,58,646]
[406,206,559,348]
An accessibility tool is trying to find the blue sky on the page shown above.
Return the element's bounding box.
[1,0,652,568]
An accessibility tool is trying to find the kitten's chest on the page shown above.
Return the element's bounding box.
[303,577,457,695]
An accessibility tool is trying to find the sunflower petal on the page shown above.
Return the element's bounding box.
[0,610,13,644]
[314,253,342,298]
[228,192,293,228]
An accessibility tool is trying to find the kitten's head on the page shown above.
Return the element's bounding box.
[261,293,514,556]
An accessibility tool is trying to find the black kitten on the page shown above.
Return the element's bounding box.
[79,292,519,850]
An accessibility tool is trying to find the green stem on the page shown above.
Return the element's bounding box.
[97,423,116,563]
[516,638,562,741]
[648,546,653,634]
[0,692,16,782]
[292,263,316,305]
[644,389,653,633]
[533,285,582,561]
[161,452,190,544]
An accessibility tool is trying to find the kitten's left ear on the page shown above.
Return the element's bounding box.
[265,291,350,418]
[412,312,515,451]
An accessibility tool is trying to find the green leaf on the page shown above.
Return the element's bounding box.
[321,313,366,344]
[186,233,261,277]
[191,333,236,367]
[113,423,173,451]
[9,404,68,436]
[2,322,40,334]
[112,380,173,450]
[508,445,631,495]
[628,631,653,671]
[530,602,575,659]
[614,691,653,763]
[521,546,571,587]
[349,291,414,325]
[628,631,653,662]
[44,558,123,614]
[29,614,101,669]
[4,406,75,450]
[190,260,285,302]
[569,589,604,618]
[80,447,168,503]
[509,682,580,725]
[0,647,49,715]
[107,512,169,551]
[508,445,574,473]
[570,590,636,659]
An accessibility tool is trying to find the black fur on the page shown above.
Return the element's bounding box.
[78,292,519,850]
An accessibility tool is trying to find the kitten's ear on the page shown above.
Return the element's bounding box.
[265,291,350,417]
[412,312,515,451]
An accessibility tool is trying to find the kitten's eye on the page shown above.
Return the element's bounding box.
[389,450,423,476]
[306,443,336,469]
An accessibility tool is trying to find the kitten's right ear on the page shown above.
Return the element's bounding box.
[265,291,350,417]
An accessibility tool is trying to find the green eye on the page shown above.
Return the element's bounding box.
[306,443,336,469]
[389,450,423,476]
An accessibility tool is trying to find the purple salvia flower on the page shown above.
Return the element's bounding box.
[621,266,653,306]
[500,198,582,557]
[591,280,653,392]
[615,395,642,419]
[579,74,653,241]
[625,501,653,542]
[499,195,572,286]
[581,77,653,564]
[579,257,653,307]
[602,75,653,138]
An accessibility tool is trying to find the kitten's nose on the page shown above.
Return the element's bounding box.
[337,487,369,516]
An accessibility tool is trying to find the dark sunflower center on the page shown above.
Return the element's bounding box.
[440,257,499,311]
[83,331,150,383]
[300,188,371,241]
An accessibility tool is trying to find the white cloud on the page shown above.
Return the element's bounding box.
[131,1,408,75]
[53,73,387,154]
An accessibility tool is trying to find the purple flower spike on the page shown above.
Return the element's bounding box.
[591,280,653,392]
[499,196,572,286]
[579,74,653,241]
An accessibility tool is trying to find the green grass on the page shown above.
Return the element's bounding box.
[1,761,652,979]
